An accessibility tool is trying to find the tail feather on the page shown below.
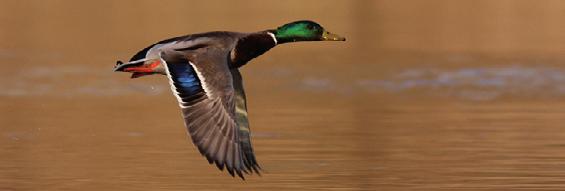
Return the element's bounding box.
[129,44,154,62]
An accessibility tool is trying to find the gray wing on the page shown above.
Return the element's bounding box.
[159,47,260,179]
[231,69,261,174]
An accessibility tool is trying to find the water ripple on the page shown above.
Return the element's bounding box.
[358,66,565,100]
[0,65,165,97]
[4,65,565,100]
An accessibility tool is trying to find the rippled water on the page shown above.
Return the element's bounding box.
[3,65,565,100]
[4,1,565,190]
[2,95,565,190]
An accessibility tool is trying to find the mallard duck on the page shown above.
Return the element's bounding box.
[114,20,345,179]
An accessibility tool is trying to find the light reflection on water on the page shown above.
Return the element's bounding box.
[3,0,565,189]
[3,65,565,101]
[357,66,565,100]
[2,97,565,190]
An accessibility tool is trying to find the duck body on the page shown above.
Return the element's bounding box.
[125,31,276,77]
[114,20,345,179]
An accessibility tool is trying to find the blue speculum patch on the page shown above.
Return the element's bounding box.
[168,63,203,96]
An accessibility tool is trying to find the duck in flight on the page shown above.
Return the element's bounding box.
[114,20,345,179]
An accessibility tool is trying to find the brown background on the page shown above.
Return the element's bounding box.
[2,1,565,190]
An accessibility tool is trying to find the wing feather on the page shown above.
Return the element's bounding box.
[231,69,262,174]
[160,49,260,179]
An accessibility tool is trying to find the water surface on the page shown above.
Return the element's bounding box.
[3,1,565,190]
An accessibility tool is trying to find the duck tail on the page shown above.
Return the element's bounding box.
[129,44,155,62]
[114,43,157,77]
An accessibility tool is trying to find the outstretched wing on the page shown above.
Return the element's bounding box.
[231,69,261,174]
[159,48,260,179]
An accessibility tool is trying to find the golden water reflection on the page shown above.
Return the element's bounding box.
[2,0,565,190]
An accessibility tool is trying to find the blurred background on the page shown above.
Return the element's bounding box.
[2,0,565,190]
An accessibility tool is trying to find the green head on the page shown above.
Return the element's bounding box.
[273,20,346,44]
